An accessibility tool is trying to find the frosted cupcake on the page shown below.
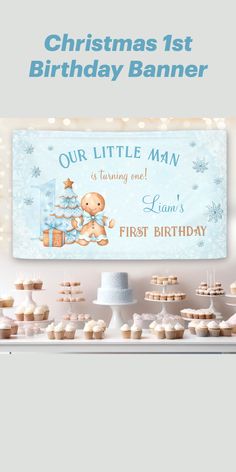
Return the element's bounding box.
[2,295,14,308]
[46,323,55,340]
[189,320,198,335]
[93,325,104,340]
[219,321,232,337]
[84,323,93,340]
[120,323,131,339]
[195,321,208,337]
[15,305,24,321]
[24,306,34,322]
[154,324,165,339]
[64,323,76,339]
[230,282,236,295]
[0,322,12,339]
[34,306,45,321]
[97,319,107,332]
[41,305,49,320]
[23,279,34,290]
[54,322,65,340]
[208,320,220,337]
[33,278,43,290]
[14,278,24,290]
[149,320,157,333]
[131,324,142,339]
[175,322,185,339]
[165,323,176,340]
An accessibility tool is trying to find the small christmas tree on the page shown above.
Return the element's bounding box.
[49,178,82,244]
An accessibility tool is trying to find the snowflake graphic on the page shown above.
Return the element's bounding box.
[214,177,223,185]
[190,141,196,147]
[197,240,205,247]
[31,166,41,178]
[206,202,223,223]
[25,144,34,154]
[48,146,54,151]
[192,158,209,173]
[192,184,199,190]
[24,197,34,206]
[45,191,52,197]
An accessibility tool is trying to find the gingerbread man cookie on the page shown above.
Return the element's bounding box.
[78,192,115,246]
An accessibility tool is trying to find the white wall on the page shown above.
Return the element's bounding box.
[0,117,235,323]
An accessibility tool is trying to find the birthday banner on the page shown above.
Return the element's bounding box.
[12,130,227,260]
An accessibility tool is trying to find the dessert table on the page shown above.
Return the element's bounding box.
[1,330,236,354]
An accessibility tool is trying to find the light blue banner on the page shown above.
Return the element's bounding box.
[12,130,227,259]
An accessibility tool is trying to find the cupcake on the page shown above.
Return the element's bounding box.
[54,322,65,340]
[33,306,45,321]
[23,279,34,290]
[230,282,236,295]
[46,323,55,340]
[2,295,14,308]
[24,306,34,322]
[0,322,12,339]
[219,321,232,337]
[154,324,165,339]
[83,323,93,340]
[189,320,198,335]
[33,278,43,290]
[15,305,24,321]
[165,323,176,340]
[131,324,142,339]
[149,320,157,333]
[41,305,49,320]
[175,322,185,339]
[120,323,131,339]
[0,298,3,308]
[64,323,76,339]
[208,320,220,337]
[168,275,178,284]
[97,320,106,332]
[14,278,24,290]
[10,321,18,335]
[93,325,104,340]
[195,321,208,337]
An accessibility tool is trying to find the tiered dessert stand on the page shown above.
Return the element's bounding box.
[13,288,53,327]
[195,293,224,320]
[56,283,85,314]
[93,300,137,330]
[144,280,185,317]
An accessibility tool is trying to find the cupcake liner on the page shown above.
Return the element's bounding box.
[209,329,220,337]
[34,283,43,290]
[165,331,176,339]
[11,324,18,335]
[196,328,208,337]
[131,331,142,339]
[54,331,64,340]
[34,314,44,321]
[24,314,34,322]
[47,331,55,340]
[84,331,93,340]
[3,300,14,308]
[23,284,34,290]
[155,331,165,339]
[15,284,24,290]
[65,331,76,339]
[175,329,184,339]
[121,330,131,339]
[0,328,11,339]
[43,311,49,320]
[93,331,104,340]
[16,313,24,321]
[220,328,232,337]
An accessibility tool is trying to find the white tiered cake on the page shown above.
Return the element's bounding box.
[97,272,134,304]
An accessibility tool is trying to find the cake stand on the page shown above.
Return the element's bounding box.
[195,294,224,320]
[145,282,185,317]
[225,294,236,308]
[93,300,137,330]
[13,289,46,309]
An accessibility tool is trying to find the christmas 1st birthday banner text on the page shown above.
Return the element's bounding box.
[28,33,209,81]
